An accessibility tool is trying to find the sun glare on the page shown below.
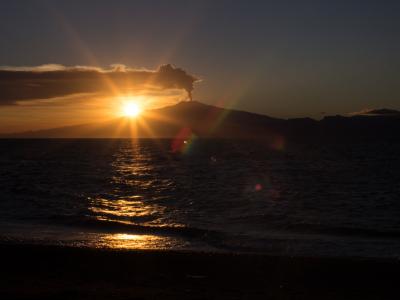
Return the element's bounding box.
[122,102,142,118]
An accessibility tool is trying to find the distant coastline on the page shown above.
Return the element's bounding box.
[1,101,400,141]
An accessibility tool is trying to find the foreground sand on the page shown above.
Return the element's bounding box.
[0,244,399,299]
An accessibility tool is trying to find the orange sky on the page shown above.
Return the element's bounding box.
[0,64,193,133]
[0,91,188,133]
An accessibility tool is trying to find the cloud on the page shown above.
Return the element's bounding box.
[348,108,400,116]
[0,64,200,105]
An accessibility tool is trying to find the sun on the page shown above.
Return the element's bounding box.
[122,102,142,118]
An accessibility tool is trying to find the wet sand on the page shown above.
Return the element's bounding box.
[0,244,399,299]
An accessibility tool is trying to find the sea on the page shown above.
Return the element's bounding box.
[1,138,400,258]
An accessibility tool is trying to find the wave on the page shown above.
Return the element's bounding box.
[37,214,400,241]
[48,216,222,240]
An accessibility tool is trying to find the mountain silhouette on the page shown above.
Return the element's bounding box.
[2,101,400,143]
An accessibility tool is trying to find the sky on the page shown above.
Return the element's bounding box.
[0,0,399,132]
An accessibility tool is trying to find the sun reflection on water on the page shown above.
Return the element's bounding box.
[88,197,165,219]
[95,233,180,249]
[86,141,183,249]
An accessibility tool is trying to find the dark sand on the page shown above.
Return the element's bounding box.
[0,244,399,299]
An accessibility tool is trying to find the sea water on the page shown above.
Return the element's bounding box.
[0,139,399,258]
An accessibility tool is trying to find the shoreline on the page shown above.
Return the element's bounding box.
[1,244,399,299]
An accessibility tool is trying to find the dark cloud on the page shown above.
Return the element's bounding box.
[0,64,200,105]
[349,108,400,116]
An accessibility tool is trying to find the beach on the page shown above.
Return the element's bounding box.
[1,244,399,299]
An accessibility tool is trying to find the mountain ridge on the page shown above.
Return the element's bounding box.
[1,101,399,142]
